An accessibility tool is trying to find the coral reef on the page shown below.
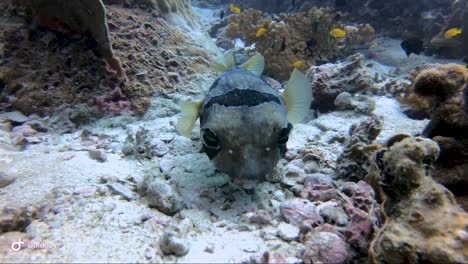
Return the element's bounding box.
[368,136,468,264]
[336,115,382,182]
[223,8,346,81]
[401,64,468,208]
[307,53,376,112]
[19,0,124,78]
[107,0,196,29]
[0,1,212,117]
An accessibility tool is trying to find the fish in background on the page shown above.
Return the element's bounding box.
[177,51,312,188]
[444,27,462,39]
[330,28,347,38]
[230,4,241,14]
[256,28,267,37]
[220,10,225,20]
[400,37,424,57]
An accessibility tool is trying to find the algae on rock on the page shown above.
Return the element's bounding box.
[368,136,467,264]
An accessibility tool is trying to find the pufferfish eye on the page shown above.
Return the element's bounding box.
[202,128,220,149]
[278,123,292,145]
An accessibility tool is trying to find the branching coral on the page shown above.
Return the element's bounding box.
[224,8,346,80]
[368,136,468,264]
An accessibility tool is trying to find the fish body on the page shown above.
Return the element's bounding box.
[400,37,424,57]
[256,28,267,37]
[292,60,304,68]
[177,51,312,187]
[330,28,346,38]
[444,28,462,39]
[230,4,241,13]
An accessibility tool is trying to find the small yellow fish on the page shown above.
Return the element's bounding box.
[372,42,379,47]
[256,28,267,37]
[330,28,347,38]
[292,60,304,68]
[230,4,241,14]
[444,28,462,39]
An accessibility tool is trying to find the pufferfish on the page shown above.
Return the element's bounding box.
[176,51,312,188]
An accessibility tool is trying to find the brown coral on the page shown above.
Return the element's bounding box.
[19,0,124,78]
[368,136,468,264]
[0,1,212,116]
[224,8,345,81]
[403,64,468,210]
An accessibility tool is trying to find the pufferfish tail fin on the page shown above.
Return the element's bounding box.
[240,53,265,76]
[213,50,236,75]
[282,69,312,125]
[176,100,204,138]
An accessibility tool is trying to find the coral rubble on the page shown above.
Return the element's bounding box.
[368,136,468,264]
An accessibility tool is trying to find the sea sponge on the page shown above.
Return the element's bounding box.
[402,64,468,139]
[413,64,467,100]
[368,136,468,264]
[224,7,345,81]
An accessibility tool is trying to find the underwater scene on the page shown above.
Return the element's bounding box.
[0,0,467,263]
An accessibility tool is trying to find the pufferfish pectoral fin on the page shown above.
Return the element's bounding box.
[176,100,204,138]
[282,68,313,125]
[240,53,265,76]
[213,49,236,75]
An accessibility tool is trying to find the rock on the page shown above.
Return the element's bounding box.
[10,132,27,146]
[139,172,182,216]
[107,183,135,201]
[241,210,273,225]
[308,53,375,112]
[280,198,323,228]
[277,222,299,241]
[334,92,353,110]
[12,125,37,137]
[0,171,17,188]
[159,223,191,256]
[179,209,212,231]
[88,149,108,162]
[0,111,29,124]
[317,201,349,226]
[302,232,350,264]
[0,206,39,233]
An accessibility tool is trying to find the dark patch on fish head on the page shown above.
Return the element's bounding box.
[200,103,290,185]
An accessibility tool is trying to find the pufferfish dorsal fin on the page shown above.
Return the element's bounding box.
[176,100,204,138]
[240,53,265,76]
[213,50,236,75]
[281,68,312,125]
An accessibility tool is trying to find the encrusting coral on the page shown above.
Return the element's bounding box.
[400,64,468,208]
[336,115,382,182]
[0,0,212,117]
[224,8,349,80]
[367,136,468,264]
